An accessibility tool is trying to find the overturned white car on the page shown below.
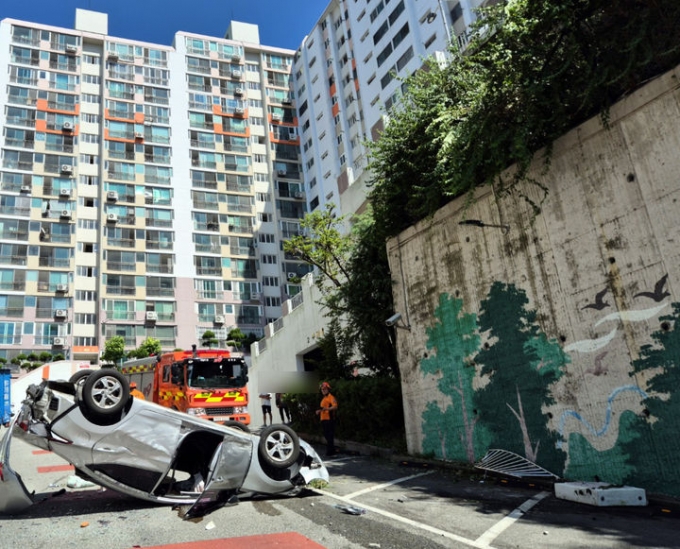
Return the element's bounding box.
[0,369,328,519]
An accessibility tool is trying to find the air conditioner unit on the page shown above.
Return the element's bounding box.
[134,132,144,139]
[251,292,260,300]
[145,311,158,321]
[277,169,287,176]
[60,188,71,196]
[231,69,242,79]
[61,164,73,174]
[272,113,282,121]
[234,107,245,115]
[214,315,225,324]
[294,191,304,199]
[56,284,69,292]
[53,337,65,346]
[282,97,292,105]
[107,213,119,222]
[54,309,67,318]
[108,52,119,61]
[65,44,78,54]
[20,185,32,192]
[234,87,244,96]
[144,120,153,126]
[231,53,242,63]
[107,191,119,201]
[60,210,71,219]
[62,122,73,131]
[287,272,296,279]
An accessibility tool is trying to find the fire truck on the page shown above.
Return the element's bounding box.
[120,346,250,425]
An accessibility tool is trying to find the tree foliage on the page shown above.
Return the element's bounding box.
[101,336,126,366]
[368,0,680,238]
[200,330,219,349]
[284,205,398,377]
[128,337,161,359]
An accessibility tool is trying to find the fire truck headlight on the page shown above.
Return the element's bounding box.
[187,408,206,416]
[233,406,247,414]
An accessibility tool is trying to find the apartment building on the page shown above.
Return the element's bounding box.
[292,0,486,219]
[0,9,309,363]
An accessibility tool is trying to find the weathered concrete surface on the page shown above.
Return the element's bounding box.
[387,65,680,497]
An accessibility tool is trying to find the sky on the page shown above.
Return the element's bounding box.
[0,0,326,51]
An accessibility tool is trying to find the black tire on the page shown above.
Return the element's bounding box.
[258,424,300,469]
[223,420,250,433]
[69,370,92,392]
[82,369,130,420]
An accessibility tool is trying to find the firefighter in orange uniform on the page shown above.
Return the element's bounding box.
[130,381,145,400]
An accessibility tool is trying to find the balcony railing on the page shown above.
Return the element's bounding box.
[145,240,173,250]
[0,281,25,291]
[196,267,222,276]
[145,264,173,274]
[105,286,137,295]
[38,257,71,268]
[107,237,135,248]
[105,311,136,321]
[196,290,224,300]
[145,218,173,228]
[0,206,30,216]
[146,287,174,297]
[0,255,28,266]
[106,261,136,271]
[144,155,171,164]
[0,306,24,317]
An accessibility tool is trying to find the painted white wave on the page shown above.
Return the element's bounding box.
[564,327,617,353]
[594,303,668,327]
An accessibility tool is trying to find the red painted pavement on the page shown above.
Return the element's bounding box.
[37,464,74,473]
[138,533,326,549]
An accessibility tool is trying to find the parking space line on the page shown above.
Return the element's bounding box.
[474,491,550,548]
[37,464,74,473]
[310,487,493,549]
[344,470,434,499]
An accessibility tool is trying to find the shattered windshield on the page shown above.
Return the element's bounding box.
[186,357,247,389]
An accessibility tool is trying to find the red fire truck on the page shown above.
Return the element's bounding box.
[120,347,250,425]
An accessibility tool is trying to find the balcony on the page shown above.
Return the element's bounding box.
[106,261,136,271]
[5,139,35,149]
[145,218,172,228]
[145,174,172,185]
[146,287,174,297]
[0,229,29,240]
[0,205,30,216]
[38,257,71,268]
[0,281,25,291]
[108,151,136,160]
[105,285,136,295]
[0,306,24,317]
[105,311,136,321]
[145,263,173,274]
[196,290,224,300]
[144,154,171,165]
[109,110,135,119]
[196,266,222,276]
[193,200,219,210]
[107,237,135,248]
[145,240,173,250]
[5,117,36,128]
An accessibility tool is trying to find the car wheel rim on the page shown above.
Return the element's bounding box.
[264,430,294,463]
[92,376,124,410]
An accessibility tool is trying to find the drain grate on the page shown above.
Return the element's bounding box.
[475,449,559,479]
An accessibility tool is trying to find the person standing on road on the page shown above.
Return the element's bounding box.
[129,381,145,400]
[275,392,291,424]
[315,382,338,456]
[259,392,273,426]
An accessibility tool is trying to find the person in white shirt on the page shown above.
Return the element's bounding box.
[259,392,272,426]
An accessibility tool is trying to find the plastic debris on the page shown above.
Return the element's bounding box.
[67,475,96,489]
[335,504,366,515]
[80,521,89,528]
[205,521,215,530]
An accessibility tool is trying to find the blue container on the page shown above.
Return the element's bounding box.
[0,368,10,425]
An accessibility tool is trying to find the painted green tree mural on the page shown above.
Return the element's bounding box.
[620,303,680,496]
[473,282,568,474]
[420,294,490,462]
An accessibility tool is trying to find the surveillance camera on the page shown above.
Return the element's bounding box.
[385,312,402,327]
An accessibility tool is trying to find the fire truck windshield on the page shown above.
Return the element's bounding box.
[186,357,247,389]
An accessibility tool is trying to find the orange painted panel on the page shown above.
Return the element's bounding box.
[134,112,145,124]
[35,120,47,132]
[73,345,99,353]
[36,99,48,110]
[332,103,340,117]
[212,104,221,115]
[329,83,337,96]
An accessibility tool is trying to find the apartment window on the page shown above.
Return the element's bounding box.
[373,21,389,45]
[265,297,281,307]
[246,63,259,72]
[258,213,272,222]
[80,133,100,144]
[81,113,100,124]
[256,192,269,202]
[396,46,414,71]
[83,55,100,66]
[82,94,101,104]
[263,276,279,286]
[377,44,393,67]
[261,254,277,264]
[259,233,276,244]
[82,74,101,84]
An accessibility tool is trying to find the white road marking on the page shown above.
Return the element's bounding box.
[344,470,434,499]
[474,491,551,548]
[310,487,495,549]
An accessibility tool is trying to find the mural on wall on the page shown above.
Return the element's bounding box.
[420,276,680,495]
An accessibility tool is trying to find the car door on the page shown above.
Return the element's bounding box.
[183,431,253,519]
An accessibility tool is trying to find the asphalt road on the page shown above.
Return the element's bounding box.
[1,431,678,549]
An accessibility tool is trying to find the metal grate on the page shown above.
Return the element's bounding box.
[475,449,559,479]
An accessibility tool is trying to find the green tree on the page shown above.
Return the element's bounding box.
[201,330,219,349]
[368,0,680,239]
[39,352,53,362]
[128,337,161,359]
[227,328,246,350]
[421,294,489,462]
[473,282,567,474]
[101,336,126,367]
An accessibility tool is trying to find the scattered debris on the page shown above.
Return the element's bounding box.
[67,475,96,489]
[80,521,89,528]
[554,482,647,507]
[335,504,366,515]
[205,521,215,530]
[475,449,559,479]
[368,544,381,548]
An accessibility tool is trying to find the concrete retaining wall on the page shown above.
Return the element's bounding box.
[387,65,680,497]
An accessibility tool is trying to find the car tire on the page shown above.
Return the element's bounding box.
[69,370,92,392]
[258,424,300,469]
[223,420,250,433]
[82,369,130,421]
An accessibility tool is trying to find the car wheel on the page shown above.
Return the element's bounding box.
[258,424,300,469]
[223,420,250,433]
[69,370,92,392]
[82,369,130,420]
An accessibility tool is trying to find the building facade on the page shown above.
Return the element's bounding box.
[0,10,309,363]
